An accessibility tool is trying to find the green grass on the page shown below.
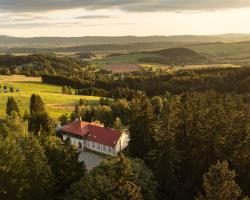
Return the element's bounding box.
[0,78,100,120]
[91,53,164,68]
[91,43,250,67]
[187,43,250,57]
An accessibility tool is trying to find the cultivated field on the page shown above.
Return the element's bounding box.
[106,63,141,73]
[0,75,41,82]
[0,75,100,119]
[174,63,242,71]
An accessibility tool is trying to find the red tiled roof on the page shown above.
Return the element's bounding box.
[87,125,122,147]
[60,120,101,137]
[60,120,122,147]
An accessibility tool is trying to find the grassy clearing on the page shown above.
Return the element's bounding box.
[0,75,100,120]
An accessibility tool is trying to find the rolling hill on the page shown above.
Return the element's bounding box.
[2,34,250,47]
[93,48,208,67]
[0,54,87,76]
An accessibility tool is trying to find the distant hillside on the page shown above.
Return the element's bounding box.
[139,48,207,65]
[93,47,208,67]
[1,33,250,48]
[0,54,87,76]
[157,48,202,57]
[0,42,187,53]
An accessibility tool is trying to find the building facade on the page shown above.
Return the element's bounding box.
[59,120,129,156]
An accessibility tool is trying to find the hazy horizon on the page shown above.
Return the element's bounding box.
[1,1,250,37]
[2,33,250,38]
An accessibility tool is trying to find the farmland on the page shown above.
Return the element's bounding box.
[106,63,141,73]
[0,75,100,119]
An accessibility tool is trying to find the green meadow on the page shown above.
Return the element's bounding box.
[0,75,100,120]
[91,53,164,67]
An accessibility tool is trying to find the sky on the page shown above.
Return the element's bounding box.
[1,0,250,37]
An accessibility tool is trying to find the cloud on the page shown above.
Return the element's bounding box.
[0,21,99,29]
[0,22,62,29]
[1,0,250,13]
[75,15,114,19]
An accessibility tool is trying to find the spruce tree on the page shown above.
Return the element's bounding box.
[129,94,156,159]
[6,96,20,116]
[30,94,45,114]
[196,160,241,200]
[28,94,53,135]
[41,136,86,199]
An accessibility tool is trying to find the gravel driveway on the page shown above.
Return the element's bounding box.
[78,150,105,171]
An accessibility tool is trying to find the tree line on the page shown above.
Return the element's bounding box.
[0,54,88,77]
[42,66,250,100]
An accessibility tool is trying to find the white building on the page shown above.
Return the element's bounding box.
[59,120,129,156]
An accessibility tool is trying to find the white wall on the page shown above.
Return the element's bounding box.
[114,133,130,154]
[85,140,114,155]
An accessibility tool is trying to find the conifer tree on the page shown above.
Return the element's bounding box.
[129,94,156,159]
[28,94,53,135]
[30,94,46,114]
[6,96,20,116]
[41,136,86,199]
[196,161,241,200]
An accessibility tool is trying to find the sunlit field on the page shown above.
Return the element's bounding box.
[0,75,100,119]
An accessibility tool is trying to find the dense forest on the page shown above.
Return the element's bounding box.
[42,65,250,98]
[0,54,87,76]
[1,53,250,200]
[41,65,250,199]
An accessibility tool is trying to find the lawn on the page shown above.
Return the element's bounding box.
[0,75,100,120]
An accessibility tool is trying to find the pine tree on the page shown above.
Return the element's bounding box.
[129,94,156,159]
[41,136,86,199]
[6,96,20,116]
[28,94,53,135]
[196,160,241,200]
[0,117,54,200]
[151,96,164,117]
[232,135,250,196]
[30,94,45,114]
